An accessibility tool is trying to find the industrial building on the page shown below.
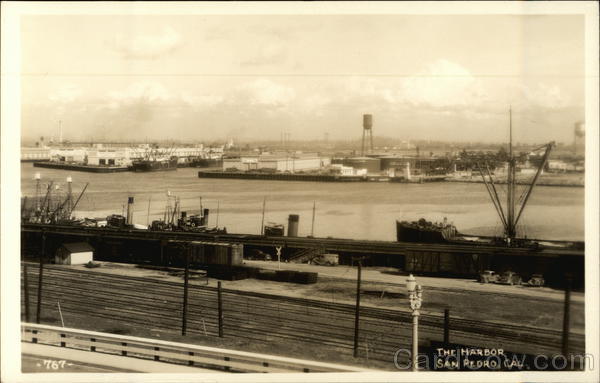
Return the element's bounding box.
[223,153,330,173]
[21,147,51,161]
[341,157,381,174]
[49,148,87,163]
[55,242,94,265]
[86,148,131,166]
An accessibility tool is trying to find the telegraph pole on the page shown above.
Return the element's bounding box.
[353,259,362,357]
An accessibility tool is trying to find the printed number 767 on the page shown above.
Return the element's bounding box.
[43,360,66,369]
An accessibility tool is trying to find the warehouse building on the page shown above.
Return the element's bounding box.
[223,153,330,173]
[342,157,381,174]
[86,149,130,166]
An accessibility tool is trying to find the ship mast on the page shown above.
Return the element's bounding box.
[477,107,554,243]
[506,106,516,239]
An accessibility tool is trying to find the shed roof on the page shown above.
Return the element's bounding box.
[60,242,94,253]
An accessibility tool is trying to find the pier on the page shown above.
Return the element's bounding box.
[33,161,129,173]
[198,171,449,183]
[21,223,584,287]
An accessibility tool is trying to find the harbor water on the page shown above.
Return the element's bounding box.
[20,163,584,242]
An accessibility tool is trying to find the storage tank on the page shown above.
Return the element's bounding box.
[379,157,406,171]
[288,214,299,237]
[363,114,373,129]
[342,157,381,174]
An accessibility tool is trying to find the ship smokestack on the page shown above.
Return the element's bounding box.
[202,208,210,226]
[126,196,134,225]
[287,214,299,237]
[67,176,73,218]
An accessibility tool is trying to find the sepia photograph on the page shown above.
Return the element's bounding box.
[1,1,598,382]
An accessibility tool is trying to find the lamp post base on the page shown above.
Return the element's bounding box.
[412,312,419,371]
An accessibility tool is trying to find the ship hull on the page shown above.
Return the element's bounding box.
[396,220,457,243]
[130,157,178,172]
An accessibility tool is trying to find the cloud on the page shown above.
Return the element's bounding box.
[519,83,570,109]
[235,78,296,107]
[113,27,181,59]
[181,92,224,107]
[242,42,287,66]
[106,81,173,108]
[401,59,487,108]
[48,84,82,103]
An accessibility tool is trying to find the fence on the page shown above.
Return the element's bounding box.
[22,323,372,373]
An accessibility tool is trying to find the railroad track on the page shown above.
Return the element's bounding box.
[21,265,585,365]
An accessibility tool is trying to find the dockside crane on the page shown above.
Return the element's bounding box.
[477,107,554,244]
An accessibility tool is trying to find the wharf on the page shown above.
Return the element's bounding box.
[198,170,368,182]
[198,171,444,183]
[33,161,129,173]
[22,223,583,258]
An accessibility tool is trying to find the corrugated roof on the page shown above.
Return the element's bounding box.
[60,242,94,253]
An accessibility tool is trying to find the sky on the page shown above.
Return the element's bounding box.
[20,13,585,144]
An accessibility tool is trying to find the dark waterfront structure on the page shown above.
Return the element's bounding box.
[130,156,178,172]
[21,223,584,288]
[33,161,129,173]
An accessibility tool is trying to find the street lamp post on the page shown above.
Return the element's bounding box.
[406,274,423,371]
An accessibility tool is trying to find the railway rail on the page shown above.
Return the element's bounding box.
[21,264,584,366]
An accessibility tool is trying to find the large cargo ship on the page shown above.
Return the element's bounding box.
[130,156,178,172]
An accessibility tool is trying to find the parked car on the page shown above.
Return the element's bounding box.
[526,274,545,287]
[479,270,499,283]
[497,271,522,286]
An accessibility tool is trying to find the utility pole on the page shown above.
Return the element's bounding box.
[562,274,572,358]
[181,247,190,335]
[218,281,224,337]
[310,201,316,237]
[36,232,46,324]
[146,196,152,226]
[353,259,362,358]
[23,264,30,322]
[260,197,266,235]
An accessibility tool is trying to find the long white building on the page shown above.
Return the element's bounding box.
[223,152,330,172]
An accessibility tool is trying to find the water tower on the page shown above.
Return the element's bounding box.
[361,114,374,156]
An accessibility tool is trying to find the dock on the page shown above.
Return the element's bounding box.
[198,171,446,183]
[21,223,584,287]
[33,161,129,173]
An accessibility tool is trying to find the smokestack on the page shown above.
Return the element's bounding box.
[202,208,210,226]
[34,173,41,213]
[126,196,134,225]
[66,176,73,218]
[287,214,299,237]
